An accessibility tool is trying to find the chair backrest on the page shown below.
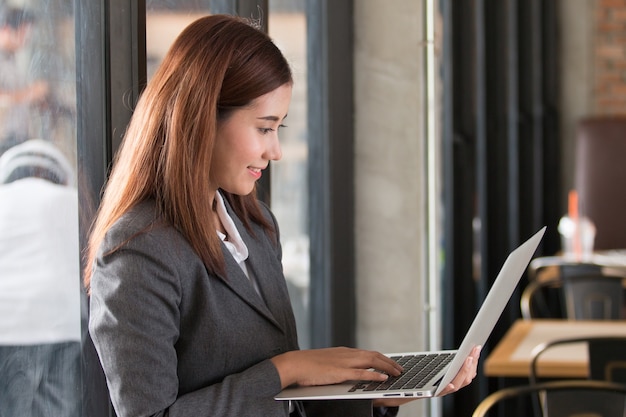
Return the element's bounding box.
[562,274,625,320]
[529,336,626,385]
[520,264,624,320]
[520,278,564,319]
[472,380,626,417]
[588,337,626,383]
[526,258,601,282]
[575,116,626,250]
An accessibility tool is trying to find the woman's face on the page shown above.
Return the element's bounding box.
[210,83,292,197]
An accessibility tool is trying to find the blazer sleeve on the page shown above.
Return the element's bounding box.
[88,221,289,417]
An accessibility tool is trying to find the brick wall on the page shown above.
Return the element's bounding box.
[594,0,626,114]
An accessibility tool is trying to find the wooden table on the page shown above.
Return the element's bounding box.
[484,319,626,378]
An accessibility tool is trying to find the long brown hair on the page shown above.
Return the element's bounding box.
[83,14,293,290]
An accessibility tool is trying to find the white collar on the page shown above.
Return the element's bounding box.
[214,192,249,264]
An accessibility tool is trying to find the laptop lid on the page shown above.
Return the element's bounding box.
[275,226,546,401]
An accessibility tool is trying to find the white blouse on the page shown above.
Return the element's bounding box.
[214,192,261,295]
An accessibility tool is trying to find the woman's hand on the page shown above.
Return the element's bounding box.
[372,345,482,407]
[271,347,403,389]
[435,345,481,396]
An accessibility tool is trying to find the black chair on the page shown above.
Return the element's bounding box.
[527,258,602,282]
[472,380,626,417]
[529,336,626,385]
[520,273,625,320]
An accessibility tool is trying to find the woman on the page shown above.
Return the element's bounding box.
[84,14,479,417]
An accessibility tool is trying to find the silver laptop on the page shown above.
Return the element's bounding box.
[275,226,546,401]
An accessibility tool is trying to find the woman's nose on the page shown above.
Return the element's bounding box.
[265,134,282,161]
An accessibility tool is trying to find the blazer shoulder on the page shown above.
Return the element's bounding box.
[257,199,279,231]
[102,200,181,251]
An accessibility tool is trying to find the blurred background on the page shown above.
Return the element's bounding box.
[1,1,624,417]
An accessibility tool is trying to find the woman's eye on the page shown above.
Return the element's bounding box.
[259,125,287,134]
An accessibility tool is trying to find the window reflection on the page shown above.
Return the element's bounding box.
[268,0,310,348]
[146,1,210,78]
[0,1,78,416]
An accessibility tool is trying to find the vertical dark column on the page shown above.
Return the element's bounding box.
[442,0,560,415]
[76,1,145,415]
[541,0,562,255]
[442,0,480,414]
[307,0,356,348]
[75,2,111,416]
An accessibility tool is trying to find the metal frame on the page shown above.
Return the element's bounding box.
[472,380,626,417]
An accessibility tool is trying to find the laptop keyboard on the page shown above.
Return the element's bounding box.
[349,353,455,392]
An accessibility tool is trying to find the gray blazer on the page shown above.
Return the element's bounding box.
[88,197,374,417]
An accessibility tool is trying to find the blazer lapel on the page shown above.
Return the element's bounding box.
[242,226,294,332]
[217,245,283,330]
[222,199,293,331]
[217,198,289,333]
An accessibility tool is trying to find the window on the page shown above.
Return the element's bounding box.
[0,1,80,416]
[268,0,310,348]
[0,2,354,415]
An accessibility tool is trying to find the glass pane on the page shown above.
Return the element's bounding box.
[146,1,211,79]
[268,0,310,348]
[0,1,80,416]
